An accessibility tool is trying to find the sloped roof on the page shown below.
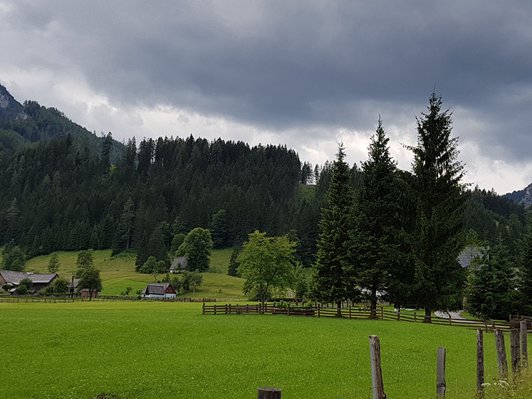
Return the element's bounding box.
[0,270,27,285]
[170,256,188,271]
[28,273,58,284]
[0,270,58,285]
[145,283,176,295]
[457,245,485,268]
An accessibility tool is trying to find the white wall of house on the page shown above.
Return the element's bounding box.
[144,293,176,299]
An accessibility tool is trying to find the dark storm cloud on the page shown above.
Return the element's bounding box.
[3,0,532,157]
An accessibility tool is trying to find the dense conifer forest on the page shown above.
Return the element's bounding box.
[0,85,528,281]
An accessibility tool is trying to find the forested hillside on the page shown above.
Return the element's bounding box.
[0,85,527,274]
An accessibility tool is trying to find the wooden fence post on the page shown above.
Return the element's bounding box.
[437,347,446,397]
[510,329,520,375]
[414,312,417,323]
[202,302,205,315]
[317,304,321,318]
[495,329,509,380]
[380,307,384,320]
[213,304,217,315]
[477,329,484,397]
[521,320,528,368]
[397,309,400,321]
[349,306,352,319]
[369,335,386,399]
[257,387,281,399]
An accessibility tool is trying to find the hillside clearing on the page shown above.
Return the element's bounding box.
[23,249,245,299]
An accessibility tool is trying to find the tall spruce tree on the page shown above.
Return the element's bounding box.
[466,244,517,320]
[351,119,399,318]
[521,210,532,314]
[409,93,465,322]
[313,145,358,315]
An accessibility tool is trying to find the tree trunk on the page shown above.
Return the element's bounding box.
[336,300,342,317]
[423,307,432,323]
[370,288,378,319]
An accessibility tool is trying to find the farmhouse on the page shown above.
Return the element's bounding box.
[0,270,58,292]
[170,256,188,273]
[68,277,99,298]
[457,245,485,268]
[142,283,177,299]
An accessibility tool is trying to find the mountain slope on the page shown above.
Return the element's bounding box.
[0,83,123,159]
[505,183,532,208]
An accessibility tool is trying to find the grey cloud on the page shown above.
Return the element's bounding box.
[2,0,532,161]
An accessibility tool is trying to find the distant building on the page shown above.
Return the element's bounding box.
[457,245,485,269]
[142,283,177,299]
[0,270,58,293]
[170,256,188,273]
[68,277,99,299]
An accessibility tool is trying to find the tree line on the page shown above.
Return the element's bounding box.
[233,94,532,321]
[0,91,530,318]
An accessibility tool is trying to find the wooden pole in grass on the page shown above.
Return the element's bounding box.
[510,329,520,374]
[436,347,446,397]
[257,387,281,399]
[521,320,528,368]
[369,335,385,399]
[477,329,484,396]
[495,329,508,379]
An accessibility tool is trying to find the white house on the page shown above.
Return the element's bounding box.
[142,283,177,299]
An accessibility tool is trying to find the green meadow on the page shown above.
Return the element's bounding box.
[0,301,518,399]
[23,249,245,299]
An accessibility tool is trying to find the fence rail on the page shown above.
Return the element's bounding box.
[203,303,526,332]
[0,294,227,303]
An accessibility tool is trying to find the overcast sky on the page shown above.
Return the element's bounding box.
[1,1,532,193]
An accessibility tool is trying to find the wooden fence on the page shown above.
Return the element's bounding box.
[202,303,524,332]
[256,324,530,399]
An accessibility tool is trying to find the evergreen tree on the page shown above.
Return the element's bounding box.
[312,145,358,315]
[112,197,135,254]
[228,246,241,277]
[47,253,60,273]
[100,132,113,173]
[351,118,399,318]
[521,211,532,314]
[466,245,517,320]
[147,224,169,262]
[210,209,229,248]
[408,93,465,322]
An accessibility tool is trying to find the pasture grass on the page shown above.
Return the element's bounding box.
[0,301,521,399]
[24,249,245,299]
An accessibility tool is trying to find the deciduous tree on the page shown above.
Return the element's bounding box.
[238,231,296,303]
[177,228,213,272]
[47,253,60,273]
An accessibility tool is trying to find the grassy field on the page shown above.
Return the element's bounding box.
[0,301,522,399]
[23,249,245,299]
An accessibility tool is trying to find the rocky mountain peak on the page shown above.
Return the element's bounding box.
[0,84,24,119]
